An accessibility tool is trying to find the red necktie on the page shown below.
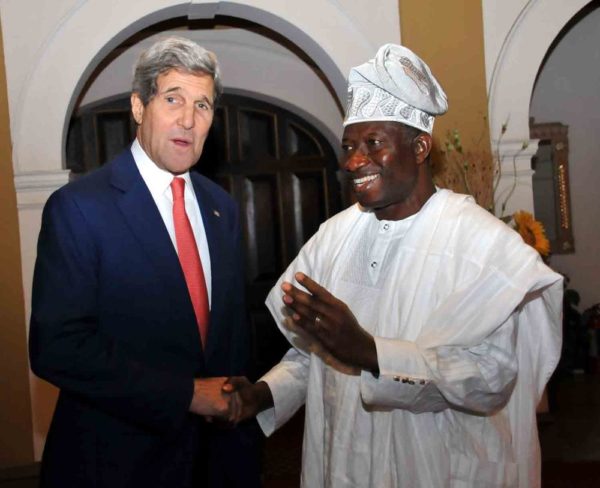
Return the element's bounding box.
[171,177,209,348]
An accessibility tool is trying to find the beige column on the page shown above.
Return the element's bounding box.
[0,18,35,468]
[399,1,494,209]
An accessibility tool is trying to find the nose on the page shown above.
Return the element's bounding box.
[343,147,369,172]
[178,104,195,130]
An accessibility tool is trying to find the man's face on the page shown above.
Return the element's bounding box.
[341,121,425,220]
[131,69,215,175]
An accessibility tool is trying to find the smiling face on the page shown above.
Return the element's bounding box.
[341,121,434,220]
[131,69,215,175]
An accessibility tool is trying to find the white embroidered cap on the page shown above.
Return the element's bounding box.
[343,44,448,134]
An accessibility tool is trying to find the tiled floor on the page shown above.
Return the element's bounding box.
[2,373,598,487]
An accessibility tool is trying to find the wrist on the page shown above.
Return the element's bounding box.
[360,335,379,375]
[252,381,274,413]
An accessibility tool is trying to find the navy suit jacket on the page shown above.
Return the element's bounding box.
[29,149,259,487]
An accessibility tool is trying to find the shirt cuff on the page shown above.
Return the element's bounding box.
[256,405,276,437]
[256,365,306,436]
[360,336,435,409]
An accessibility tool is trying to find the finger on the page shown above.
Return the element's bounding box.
[284,294,321,326]
[222,376,233,392]
[222,379,234,394]
[228,392,241,424]
[282,281,312,302]
[294,272,333,301]
[282,282,328,318]
[222,376,246,392]
[221,394,233,420]
[289,312,329,343]
[292,274,341,321]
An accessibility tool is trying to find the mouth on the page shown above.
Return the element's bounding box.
[171,137,192,148]
[352,173,379,192]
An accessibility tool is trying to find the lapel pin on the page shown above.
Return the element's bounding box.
[213,210,221,217]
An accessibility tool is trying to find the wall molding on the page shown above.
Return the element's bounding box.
[14,170,69,210]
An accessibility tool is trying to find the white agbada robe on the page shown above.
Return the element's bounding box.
[257,189,562,488]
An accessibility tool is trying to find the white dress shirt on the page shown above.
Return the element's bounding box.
[131,139,212,306]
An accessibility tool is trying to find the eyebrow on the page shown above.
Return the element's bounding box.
[162,86,214,109]
[197,95,214,109]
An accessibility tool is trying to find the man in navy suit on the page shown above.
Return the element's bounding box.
[29,36,259,487]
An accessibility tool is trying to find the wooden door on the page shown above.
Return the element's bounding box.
[67,93,342,377]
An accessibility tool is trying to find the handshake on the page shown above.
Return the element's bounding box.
[188,377,273,425]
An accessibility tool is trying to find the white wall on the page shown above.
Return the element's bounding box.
[530,5,600,311]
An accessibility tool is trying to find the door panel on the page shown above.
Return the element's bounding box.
[238,109,278,159]
[242,174,282,283]
[95,111,133,164]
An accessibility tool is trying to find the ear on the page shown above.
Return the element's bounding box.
[413,133,433,164]
[131,93,144,125]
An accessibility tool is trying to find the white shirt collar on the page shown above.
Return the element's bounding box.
[131,138,193,199]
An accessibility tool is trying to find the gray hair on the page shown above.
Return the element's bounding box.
[132,36,223,105]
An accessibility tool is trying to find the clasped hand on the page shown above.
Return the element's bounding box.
[188,272,377,424]
[189,376,271,426]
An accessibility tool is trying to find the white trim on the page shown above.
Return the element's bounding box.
[15,171,70,210]
[485,0,591,139]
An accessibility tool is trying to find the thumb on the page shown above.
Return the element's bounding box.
[222,376,244,392]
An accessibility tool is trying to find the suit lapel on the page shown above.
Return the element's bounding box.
[109,150,204,359]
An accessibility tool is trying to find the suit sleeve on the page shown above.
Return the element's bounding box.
[29,189,194,435]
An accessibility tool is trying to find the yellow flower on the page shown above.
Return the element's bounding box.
[513,211,550,257]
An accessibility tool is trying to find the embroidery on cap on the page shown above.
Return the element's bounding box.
[420,112,431,128]
[400,105,414,120]
[364,88,389,118]
[380,96,400,116]
[353,88,372,118]
[399,56,428,94]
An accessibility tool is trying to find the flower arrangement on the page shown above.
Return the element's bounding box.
[433,122,550,258]
[513,210,550,257]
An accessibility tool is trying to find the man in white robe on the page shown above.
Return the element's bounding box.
[225,44,562,488]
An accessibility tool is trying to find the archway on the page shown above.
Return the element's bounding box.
[483,0,592,216]
[487,0,591,140]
